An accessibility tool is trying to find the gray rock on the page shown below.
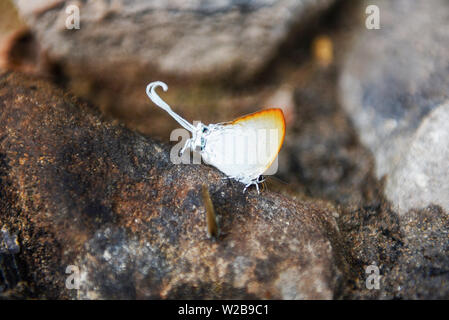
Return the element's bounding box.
[339,0,449,213]
[385,102,449,215]
[13,0,335,79]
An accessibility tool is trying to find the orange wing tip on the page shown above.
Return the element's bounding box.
[231,108,285,126]
[231,107,286,160]
[232,108,285,142]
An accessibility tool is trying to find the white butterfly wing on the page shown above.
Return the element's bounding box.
[201,109,285,184]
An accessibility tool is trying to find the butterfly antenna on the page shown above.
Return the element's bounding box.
[266,175,288,185]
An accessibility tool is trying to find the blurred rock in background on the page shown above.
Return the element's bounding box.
[339,0,449,215]
[0,0,27,70]
[385,103,449,215]
[8,0,336,138]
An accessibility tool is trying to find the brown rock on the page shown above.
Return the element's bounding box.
[0,71,349,299]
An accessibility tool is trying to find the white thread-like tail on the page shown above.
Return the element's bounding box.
[146,81,195,132]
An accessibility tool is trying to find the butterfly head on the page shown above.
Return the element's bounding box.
[190,122,210,153]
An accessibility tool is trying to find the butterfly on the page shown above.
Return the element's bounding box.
[146,81,285,193]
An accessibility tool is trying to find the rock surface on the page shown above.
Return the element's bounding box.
[0,71,349,299]
[339,0,449,214]
[340,204,449,300]
[382,205,449,299]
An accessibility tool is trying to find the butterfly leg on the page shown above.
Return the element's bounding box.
[255,181,260,194]
[243,180,260,194]
[179,139,191,156]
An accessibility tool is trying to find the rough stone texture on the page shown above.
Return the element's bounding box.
[0,71,349,299]
[381,205,449,299]
[13,0,335,79]
[385,102,449,215]
[337,201,402,299]
[340,204,449,300]
[339,0,449,214]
